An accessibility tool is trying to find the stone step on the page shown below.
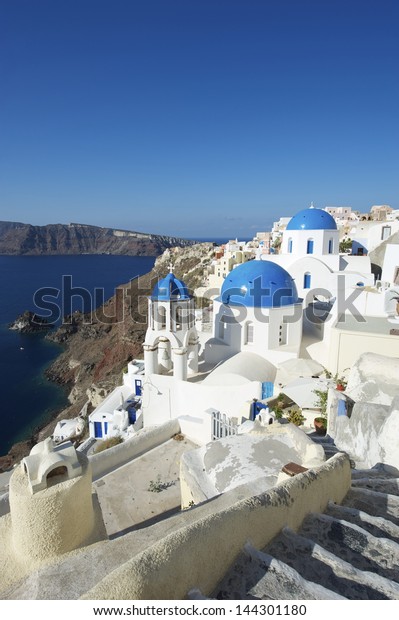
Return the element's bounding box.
[343,488,399,526]
[264,527,399,600]
[299,512,399,583]
[351,469,399,480]
[351,478,399,496]
[213,544,345,600]
[326,501,399,545]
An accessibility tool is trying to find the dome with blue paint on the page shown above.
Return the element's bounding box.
[220,260,299,308]
[152,272,190,301]
[286,207,337,231]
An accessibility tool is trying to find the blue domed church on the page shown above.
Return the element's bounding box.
[263,205,373,302]
[205,260,303,365]
[143,269,199,381]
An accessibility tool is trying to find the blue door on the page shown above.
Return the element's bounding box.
[104,422,108,437]
[135,379,142,396]
[94,421,103,438]
[262,382,274,399]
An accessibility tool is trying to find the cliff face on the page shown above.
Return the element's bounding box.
[0,243,216,468]
[0,221,195,256]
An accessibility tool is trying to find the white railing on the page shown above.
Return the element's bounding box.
[212,410,238,440]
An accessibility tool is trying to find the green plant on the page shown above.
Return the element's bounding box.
[148,475,175,493]
[285,408,305,426]
[339,238,352,253]
[93,435,123,454]
[313,389,328,417]
[272,406,283,419]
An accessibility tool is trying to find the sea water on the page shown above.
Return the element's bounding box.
[0,255,155,455]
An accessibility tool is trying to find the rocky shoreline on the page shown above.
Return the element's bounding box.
[8,310,53,334]
[0,243,215,471]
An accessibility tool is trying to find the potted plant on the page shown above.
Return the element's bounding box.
[314,416,327,435]
[313,388,328,435]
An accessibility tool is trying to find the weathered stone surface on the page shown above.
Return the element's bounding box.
[345,352,399,405]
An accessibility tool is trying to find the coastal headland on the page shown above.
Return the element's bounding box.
[0,221,195,256]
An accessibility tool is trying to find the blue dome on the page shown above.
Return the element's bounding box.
[220,260,299,308]
[152,272,190,301]
[286,208,337,231]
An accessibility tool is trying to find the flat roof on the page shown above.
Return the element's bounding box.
[336,313,399,335]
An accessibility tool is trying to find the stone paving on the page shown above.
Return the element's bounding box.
[93,436,196,538]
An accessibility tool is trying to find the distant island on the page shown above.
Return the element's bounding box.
[0,221,195,256]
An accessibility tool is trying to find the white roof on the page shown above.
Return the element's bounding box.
[282,377,333,409]
[203,352,276,385]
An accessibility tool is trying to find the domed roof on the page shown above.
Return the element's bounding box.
[220,260,299,308]
[286,207,337,231]
[151,272,190,301]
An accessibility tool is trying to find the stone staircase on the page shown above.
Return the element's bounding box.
[212,440,399,600]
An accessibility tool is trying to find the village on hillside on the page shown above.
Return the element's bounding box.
[1,203,399,600]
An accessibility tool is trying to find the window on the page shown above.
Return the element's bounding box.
[175,305,183,330]
[288,238,293,253]
[279,323,287,345]
[307,238,314,254]
[382,226,392,240]
[218,316,227,340]
[303,272,311,289]
[245,321,254,344]
[328,239,333,254]
[157,305,166,329]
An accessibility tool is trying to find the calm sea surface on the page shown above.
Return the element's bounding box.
[0,255,155,455]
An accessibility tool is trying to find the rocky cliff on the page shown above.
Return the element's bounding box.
[0,243,216,468]
[0,221,195,256]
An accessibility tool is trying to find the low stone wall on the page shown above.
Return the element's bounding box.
[0,492,10,517]
[82,452,351,600]
[89,419,181,480]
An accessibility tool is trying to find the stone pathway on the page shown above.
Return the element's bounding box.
[212,439,399,600]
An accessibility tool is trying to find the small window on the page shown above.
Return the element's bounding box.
[307,239,314,254]
[304,273,311,289]
[382,226,392,241]
[246,322,254,344]
[218,316,227,340]
[279,323,287,345]
[328,239,333,254]
[288,238,293,253]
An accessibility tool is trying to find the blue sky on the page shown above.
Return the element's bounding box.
[0,0,398,238]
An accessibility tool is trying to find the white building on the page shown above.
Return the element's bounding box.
[92,205,399,447]
[88,360,144,440]
[263,206,375,302]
